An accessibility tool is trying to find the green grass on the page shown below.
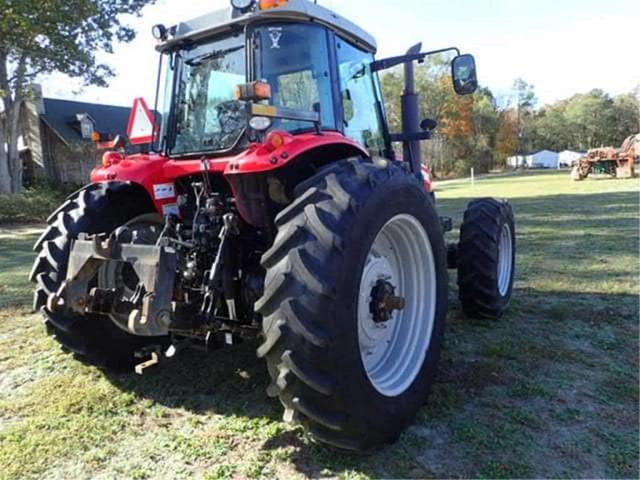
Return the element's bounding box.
[0,171,638,479]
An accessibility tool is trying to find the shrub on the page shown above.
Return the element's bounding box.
[0,181,78,224]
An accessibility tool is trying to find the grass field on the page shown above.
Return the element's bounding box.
[0,171,638,479]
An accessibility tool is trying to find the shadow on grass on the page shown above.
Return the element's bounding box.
[104,340,282,420]
[97,286,638,479]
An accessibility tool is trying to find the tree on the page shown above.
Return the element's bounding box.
[512,78,536,154]
[495,109,519,166]
[613,93,640,142]
[530,103,574,152]
[0,0,156,194]
[381,55,501,176]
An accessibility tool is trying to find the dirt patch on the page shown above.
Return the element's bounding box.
[438,359,515,393]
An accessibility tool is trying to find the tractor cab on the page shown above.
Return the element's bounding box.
[151,0,387,159]
[149,0,476,170]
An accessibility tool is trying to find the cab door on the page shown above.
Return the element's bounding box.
[335,37,389,157]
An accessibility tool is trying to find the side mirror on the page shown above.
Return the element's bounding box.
[451,54,478,95]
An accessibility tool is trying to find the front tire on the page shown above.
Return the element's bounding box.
[457,198,516,319]
[256,159,448,451]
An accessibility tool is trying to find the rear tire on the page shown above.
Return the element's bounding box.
[30,182,168,371]
[256,159,448,451]
[457,198,516,319]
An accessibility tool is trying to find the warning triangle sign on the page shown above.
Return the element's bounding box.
[127,97,158,145]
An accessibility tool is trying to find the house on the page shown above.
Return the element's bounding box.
[558,150,586,169]
[21,86,137,185]
[507,150,559,169]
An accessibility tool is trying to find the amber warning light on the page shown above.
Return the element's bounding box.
[236,81,272,102]
[259,0,289,10]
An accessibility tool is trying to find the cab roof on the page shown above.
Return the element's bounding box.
[158,0,377,53]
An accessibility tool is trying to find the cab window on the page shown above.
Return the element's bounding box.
[336,39,386,155]
[256,24,336,132]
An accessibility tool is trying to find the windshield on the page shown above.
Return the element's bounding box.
[160,23,340,156]
[168,32,246,155]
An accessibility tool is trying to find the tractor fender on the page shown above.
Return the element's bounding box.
[225,132,369,227]
[48,181,157,224]
[91,154,223,217]
[88,133,369,227]
[223,131,369,176]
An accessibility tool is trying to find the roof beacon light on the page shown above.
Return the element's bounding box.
[231,0,255,11]
[259,0,289,10]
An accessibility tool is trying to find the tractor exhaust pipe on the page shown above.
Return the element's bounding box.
[401,43,423,176]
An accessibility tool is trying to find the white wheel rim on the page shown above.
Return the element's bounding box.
[357,214,436,397]
[497,223,513,296]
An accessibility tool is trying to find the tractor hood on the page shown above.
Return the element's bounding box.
[156,0,377,53]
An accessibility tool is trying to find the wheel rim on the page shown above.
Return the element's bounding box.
[497,223,513,297]
[357,214,436,397]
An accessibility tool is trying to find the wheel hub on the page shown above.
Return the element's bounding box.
[370,279,405,323]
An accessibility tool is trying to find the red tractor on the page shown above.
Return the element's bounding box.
[31,0,516,451]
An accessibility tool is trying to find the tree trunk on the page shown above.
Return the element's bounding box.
[0,119,10,194]
[7,56,26,193]
[0,52,11,194]
[8,94,23,193]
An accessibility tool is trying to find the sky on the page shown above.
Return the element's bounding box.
[43,0,639,108]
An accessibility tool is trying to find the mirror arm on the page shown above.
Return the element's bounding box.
[371,47,461,72]
[389,131,432,142]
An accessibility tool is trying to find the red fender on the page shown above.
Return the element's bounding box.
[224,130,369,175]
[90,131,369,220]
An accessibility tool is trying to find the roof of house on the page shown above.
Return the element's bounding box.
[41,98,133,144]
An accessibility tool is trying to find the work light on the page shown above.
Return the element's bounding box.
[249,116,272,132]
[231,0,255,11]
[151,24,168,41]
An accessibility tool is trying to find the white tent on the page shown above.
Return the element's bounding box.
[507,150,559,169]
[558,150,585,169]
[528,150,559,168]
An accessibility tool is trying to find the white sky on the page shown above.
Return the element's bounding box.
[42,0,639,108]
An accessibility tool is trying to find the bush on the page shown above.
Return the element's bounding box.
[0,181,78,224]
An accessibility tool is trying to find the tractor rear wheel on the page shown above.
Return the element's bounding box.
[256,158,448,451]
[457,198,516,319]
[30,182,168,371]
